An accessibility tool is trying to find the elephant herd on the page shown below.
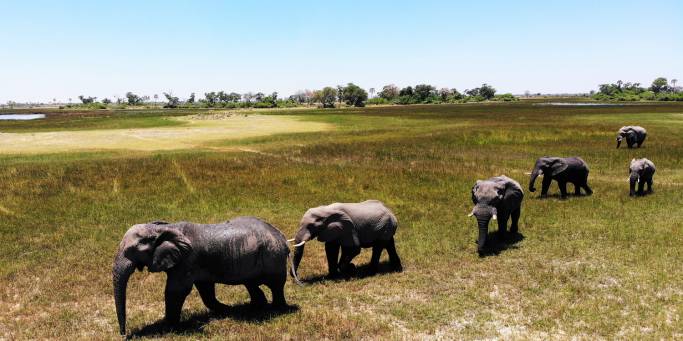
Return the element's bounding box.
[112,125,657,335]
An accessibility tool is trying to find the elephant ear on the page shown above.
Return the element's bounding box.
[151,228,192,272]
[319,210,356,244]
[550,159,568,176]
[471,180,482,204]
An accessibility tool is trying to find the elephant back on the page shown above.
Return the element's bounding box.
[342,201,397,244]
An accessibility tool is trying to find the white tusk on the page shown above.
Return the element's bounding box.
[524,172,532,175]
[468,212,474,217]
[492,214,497,220]
[292,240,306,247]
[287,238,295,242]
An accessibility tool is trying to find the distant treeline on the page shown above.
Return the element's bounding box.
[31,82,516,110]
[592,77,682,101]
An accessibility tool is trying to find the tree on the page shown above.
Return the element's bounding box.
[125,92,143,105]
[254,92,265,102]
[341,83,368,107]
[379,84,399,100]
[414,84,436,102]
[369,87,375,98]
[399,86,414,97]
[187,93,195,104]
[228,92,241,102]
[313,87,337,108]
[217,91,229,103]
[650,77,669,93]
[438,88,451,101]
[163,92,180,108]
[153,94,159,105]
[242,92,254,104]
[337,85,344,106]
[102,98,112,105]
[204,92,218,106]
[478,84,496,99]
[672,79,678,92]
[78,95,96,104]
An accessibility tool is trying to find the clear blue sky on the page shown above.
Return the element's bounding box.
[1,0,681,103]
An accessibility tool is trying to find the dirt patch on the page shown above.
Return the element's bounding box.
[0,115,330,154]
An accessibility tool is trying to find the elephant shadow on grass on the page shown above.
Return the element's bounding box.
[303,260,402,285]
[479,232,525,258]
[130,304,299,338]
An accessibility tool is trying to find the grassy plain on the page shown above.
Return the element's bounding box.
[0,102,682,339]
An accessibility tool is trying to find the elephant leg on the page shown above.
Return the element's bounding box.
[541,177,552,197]
[637,180,645,195]
[647,179,653,193]
[583,179,593,195]
[245,284,267,307]
[338,246,361,275]
[497,214,509,236]
[510,207,520,233]
[574,183,581,195]
[324,241,341,277]
[558,181,568,199]
[164,277,193,325]
[265,274,287,308]
[386,237,403,272]
[369,240,386,274]
[195,281,229,312]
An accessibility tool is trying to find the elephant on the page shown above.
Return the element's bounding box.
[617,126,647,148]
[469,175,524,255]
[289,200,402,283]
[629,158,656,196]
[529,157,592,198]
[113,217,290,336]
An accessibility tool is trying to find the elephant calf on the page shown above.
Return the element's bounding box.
[617,126,647,148]
[290,200,402,282]
[469,176,524,254]
[629,158,656,196]
[529,156,592,199]
[113,217,290,336]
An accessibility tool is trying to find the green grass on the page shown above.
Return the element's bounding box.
[1,102,682,339]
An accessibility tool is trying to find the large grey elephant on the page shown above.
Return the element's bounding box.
[469,176,524,255]
[629,158,656,196]
[529,157,592,198]
[113,217,289,336]
[290,200,402,282]
[617,126,647,148]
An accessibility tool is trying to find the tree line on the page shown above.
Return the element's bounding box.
[57,82,516,110]
[593,77,682,101]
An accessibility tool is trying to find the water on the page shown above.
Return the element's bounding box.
[0,114,46,120]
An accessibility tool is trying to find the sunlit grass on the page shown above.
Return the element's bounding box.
[0,102,682,339]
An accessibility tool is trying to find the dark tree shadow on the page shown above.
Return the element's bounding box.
[129,304,299,339]
[301,260,402,285]
[531,192,591,200]
[478,232,525,258]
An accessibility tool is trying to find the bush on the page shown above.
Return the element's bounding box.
[366,98,391,105]
[491,93,518,102]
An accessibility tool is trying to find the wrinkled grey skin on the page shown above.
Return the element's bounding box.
[529,157,592,199]
[617,126,647,148]
[291,200,402,282]
[470,176,524,255]
[113,217,289,336]
[629,158,656,196]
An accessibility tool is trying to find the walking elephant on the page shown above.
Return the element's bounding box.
[469,175,524,255]
[529,157,592,198]
[629,158,656,196]
[617,126,647,148]
[113,217,290,336]
[289,200,402,283]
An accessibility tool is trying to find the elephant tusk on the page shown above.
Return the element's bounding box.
[287,238,295,242]
[492,214,497,220]
[467,212,474,217]
[524,172,532,175]
[292,240,306,247]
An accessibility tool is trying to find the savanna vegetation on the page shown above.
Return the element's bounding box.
[593,77,683,102]
[0,101,682,339]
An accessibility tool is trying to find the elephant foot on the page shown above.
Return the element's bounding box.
[391,263,403,273]
[340,263,356,277]
[327,270,342,279]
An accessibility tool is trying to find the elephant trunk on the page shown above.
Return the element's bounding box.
[529,166,542,192]
[113,250,135,336]
[617,137,622,148]
[476,215,491,254]
[629,171,638,195]
[290,228,311,284]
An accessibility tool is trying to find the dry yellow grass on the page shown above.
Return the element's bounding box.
[0,114,330,154]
